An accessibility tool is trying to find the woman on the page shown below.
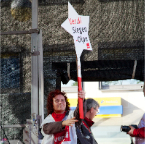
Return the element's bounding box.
[41,89,85,144]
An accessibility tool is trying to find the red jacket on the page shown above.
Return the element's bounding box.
[133,127,145,138]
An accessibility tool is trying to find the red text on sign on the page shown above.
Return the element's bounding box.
[69,17,82,25]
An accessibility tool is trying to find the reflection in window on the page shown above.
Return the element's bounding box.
[61,80,77,87]
[102,79,143,86]
[100,79,144,90]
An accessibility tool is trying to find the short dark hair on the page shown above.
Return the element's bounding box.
[86,98,100,112]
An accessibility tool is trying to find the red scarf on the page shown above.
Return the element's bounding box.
[83,117,94,133]
[52,112,70,144]
[52,112,66,122]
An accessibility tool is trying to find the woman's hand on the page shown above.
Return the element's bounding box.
[62,117,78,127]
[78,90,85,100]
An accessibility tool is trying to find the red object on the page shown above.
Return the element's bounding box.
[53,127,70,144]
[82,117,94,133]
[133,127,145,138]
[52,112,71,144]
[86,43,90,49]
[25,130,28,133]
[52,112,66,122]
[2,138,7,141]
[77,77,84,119]
[77,17,81,24]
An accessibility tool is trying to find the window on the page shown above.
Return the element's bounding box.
[61,80,78,93]
[1,54,20,89]
[99,79,144,91]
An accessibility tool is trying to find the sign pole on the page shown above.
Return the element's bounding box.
[61,1,92,119]
[76,56,84,119]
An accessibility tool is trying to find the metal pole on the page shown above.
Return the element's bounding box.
[31,0,38,125]
[38,30,44,121]
[31,0,39,143]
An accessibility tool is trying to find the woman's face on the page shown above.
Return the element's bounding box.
[53,94,66,114]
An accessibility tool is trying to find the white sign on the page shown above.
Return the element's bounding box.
[61,2,92,57]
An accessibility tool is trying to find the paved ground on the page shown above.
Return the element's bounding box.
[92,125,135,144]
